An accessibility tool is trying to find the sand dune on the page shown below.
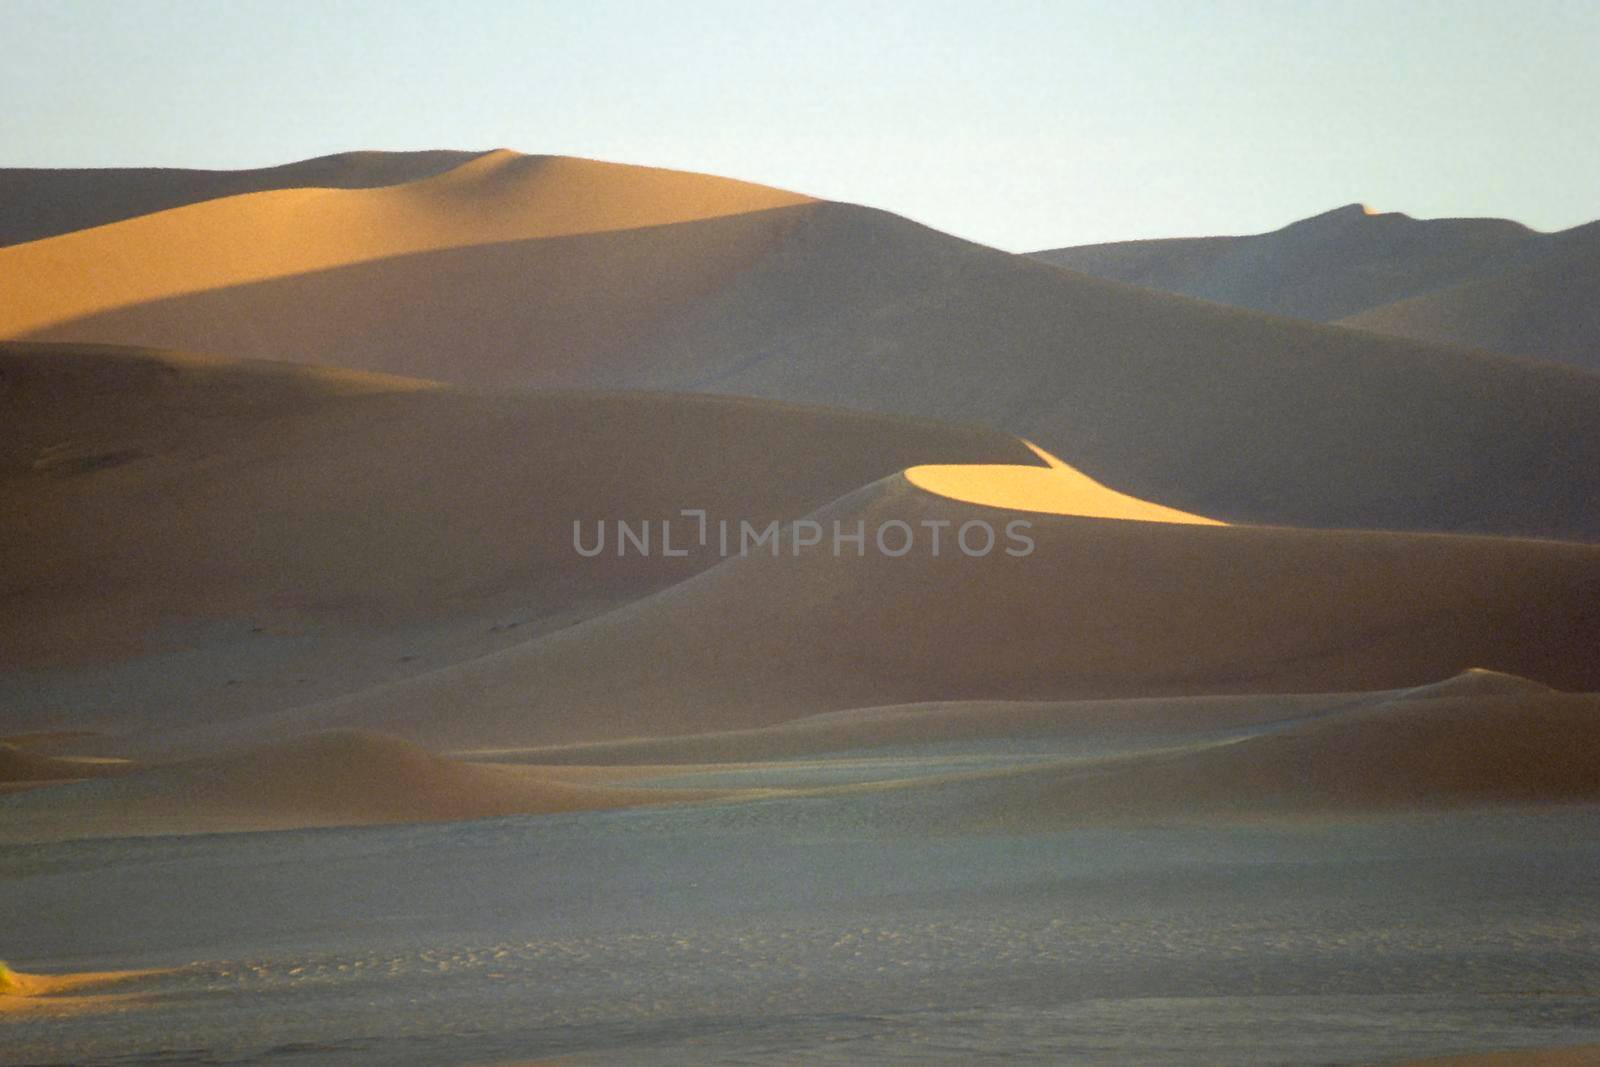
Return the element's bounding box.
[9,157,1600,537]
[0,148,484,246]
[17,673,1589,843]
[1342,222,1600,371]
[1030,203,1541,322]
[1034,205,1600,371]
[0,150,810,340]
[456,692,1369,767]
[609,202,1600,539]
[936,671,1600,828]
[0,731,738,843]
[11,205,812,385]
[292,477,1600,749]
[0,341,1039,734]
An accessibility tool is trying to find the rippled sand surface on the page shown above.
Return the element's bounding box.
[5,764,1600,1065]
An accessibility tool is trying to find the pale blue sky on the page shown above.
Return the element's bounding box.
[3,0,1596,250]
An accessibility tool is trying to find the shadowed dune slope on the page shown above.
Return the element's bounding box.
[0,149,485,246]
[0,342,1036,671]
[1028,234,1237,297]
[301,477,1600,749]
[0,731,730,843]
[1030,204,1541,322]
[1034,205,1599,371]
[936,673,1600,828]
[9,162,1600,537]
[1342,222,1600,371]
[608,204,1600,539]
[0,150,810,340]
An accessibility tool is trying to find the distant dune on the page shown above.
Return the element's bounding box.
[935,671,1600,828]
[1031,204,1538,322]
[0,149,484,246]
[1034,206,1599,371]
[597,203,1600,539]
[0,731,734,843]
[6,155,1599,537]
[1342,222,1600,371]
[0,151,810,345]
[292,477,1600,749]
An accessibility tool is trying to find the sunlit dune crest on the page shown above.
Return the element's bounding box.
[0,961,166,997]
[0,151,812,336]
[0,960,173,1014]
[905,441,1223,524]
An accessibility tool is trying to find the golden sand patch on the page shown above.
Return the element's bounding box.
[905,441,1221,525]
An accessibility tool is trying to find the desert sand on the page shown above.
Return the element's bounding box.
[4,149,1600,1064]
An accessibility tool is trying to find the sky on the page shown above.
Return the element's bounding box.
[3,0,1597,251]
